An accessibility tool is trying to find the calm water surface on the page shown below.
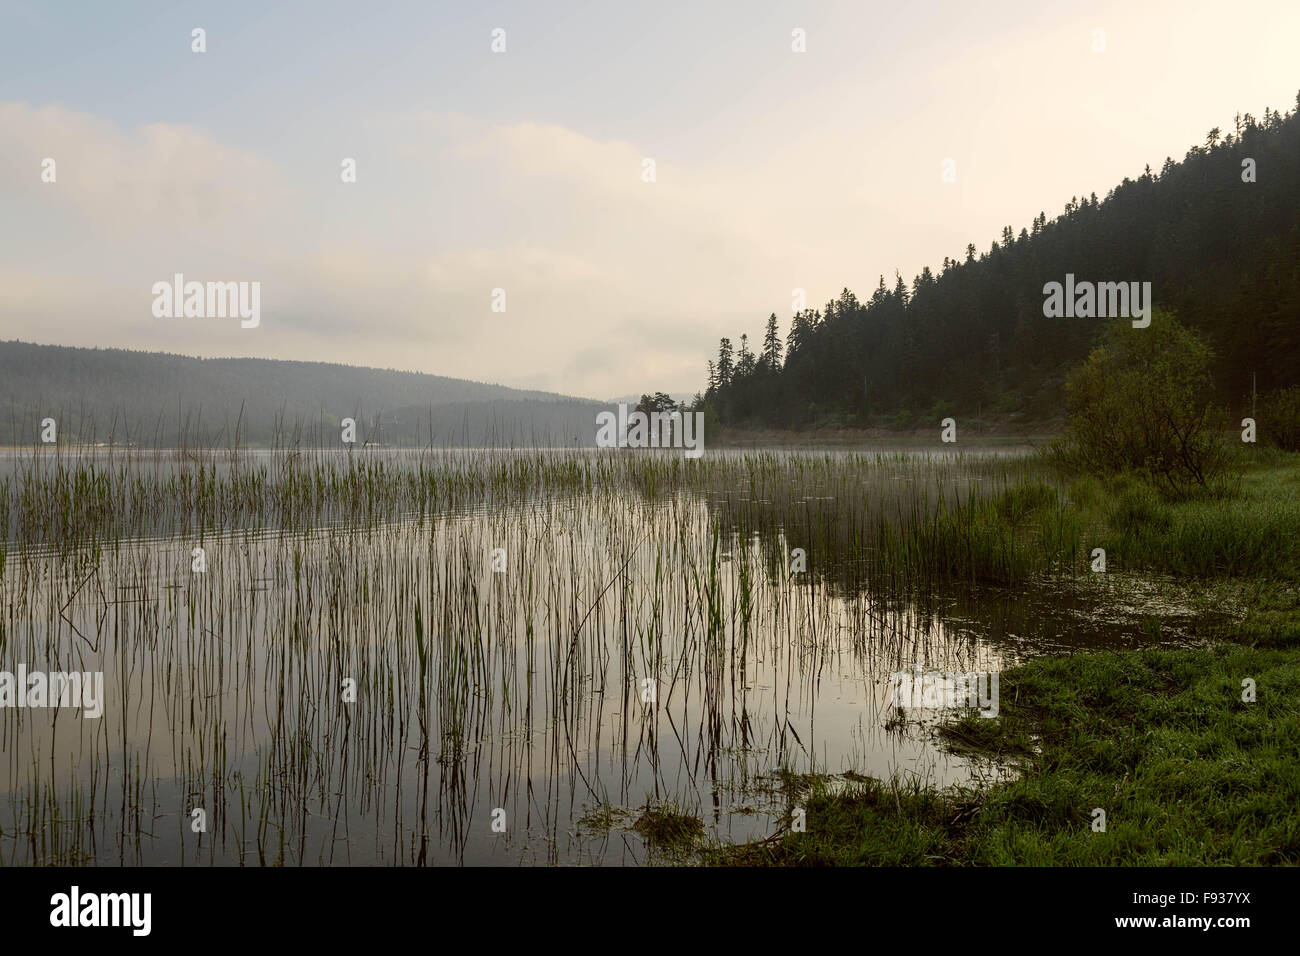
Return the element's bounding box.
[0,448,1219,865]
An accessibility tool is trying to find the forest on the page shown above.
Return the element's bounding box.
[700,94,1300,431]
[0,342,600,446]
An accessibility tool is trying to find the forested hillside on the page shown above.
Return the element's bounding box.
[0,342,601,446]
[703,95,1300,429]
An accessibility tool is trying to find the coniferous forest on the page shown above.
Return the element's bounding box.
[701,96,1300,430]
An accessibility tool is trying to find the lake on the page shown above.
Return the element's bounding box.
[0,446,1220,864]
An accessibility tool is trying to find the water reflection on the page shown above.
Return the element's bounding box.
[0,452,1220,865]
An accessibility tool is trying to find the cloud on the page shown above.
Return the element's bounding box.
[0,102,280,234]
[1,101,825,396]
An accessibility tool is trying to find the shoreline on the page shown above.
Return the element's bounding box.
[704,457,1300,866]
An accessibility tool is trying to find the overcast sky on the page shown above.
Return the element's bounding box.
[2,0,1297,399]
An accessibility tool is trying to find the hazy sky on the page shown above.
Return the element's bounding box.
[2,0,1297,399]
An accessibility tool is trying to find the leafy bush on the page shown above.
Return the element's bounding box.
[1259,386,1300,451]
[1059,312,1234,497]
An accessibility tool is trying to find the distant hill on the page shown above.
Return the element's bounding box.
[0,342,605,447]
[704,95,1300,430]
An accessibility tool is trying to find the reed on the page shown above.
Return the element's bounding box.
[1,439,1223,865]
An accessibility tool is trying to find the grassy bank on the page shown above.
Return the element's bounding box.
[709,455,1300,866]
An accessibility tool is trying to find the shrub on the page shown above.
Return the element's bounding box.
[1060,312,1234,497]
[1259,386,1300,451]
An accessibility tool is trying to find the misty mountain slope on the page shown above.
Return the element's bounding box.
[0,341,603,446]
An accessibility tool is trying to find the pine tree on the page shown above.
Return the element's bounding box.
[762,313,783,370]
[716,338,733,387]
[786,312,808,360]
[737,334,756,378]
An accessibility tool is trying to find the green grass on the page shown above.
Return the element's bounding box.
[633,803,706,848]
[709,607,1300,865]
[708,456,1300,866]
[1090,464,1300,578]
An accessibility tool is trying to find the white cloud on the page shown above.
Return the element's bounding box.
[1,102,830,396]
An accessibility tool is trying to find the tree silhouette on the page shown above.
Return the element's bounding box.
[694,95,1300,431]
[762,313,783,370]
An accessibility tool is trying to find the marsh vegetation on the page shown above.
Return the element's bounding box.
[1,441,1243,866]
